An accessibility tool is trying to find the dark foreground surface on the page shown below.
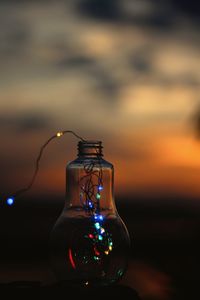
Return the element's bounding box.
[0,196,199,300]
[0,282,141,300]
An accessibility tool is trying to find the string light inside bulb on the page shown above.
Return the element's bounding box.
[94,214,104,221]
[68,248,76,269]
[88,201,93,209]
[98,185,103,191]
[98,235,103,241]
[96,193,101,200]
[94,222,101,230]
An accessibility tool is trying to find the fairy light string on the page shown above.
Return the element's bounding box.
[79,143,113,265]
[5,129,113,266]
[6,130,85,204]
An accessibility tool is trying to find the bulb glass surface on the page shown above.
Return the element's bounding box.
[50,141,130,286]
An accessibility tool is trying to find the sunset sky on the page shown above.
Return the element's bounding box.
[1,0,200,203]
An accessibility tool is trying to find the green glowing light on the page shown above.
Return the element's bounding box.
[94,256,100,261]
[94,222,100,230]
[96,193,101,200]
[98,235,103,241]
[117,269,123,277]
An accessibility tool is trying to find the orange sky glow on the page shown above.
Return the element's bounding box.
[0,1,200,203]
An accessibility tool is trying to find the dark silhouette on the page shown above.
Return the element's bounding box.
[0,282,141,300]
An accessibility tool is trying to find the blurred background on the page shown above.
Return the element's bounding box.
[0,0,200,299]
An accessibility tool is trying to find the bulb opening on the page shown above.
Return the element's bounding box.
[78,140,103,157]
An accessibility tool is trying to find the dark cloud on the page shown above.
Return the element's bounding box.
[16,113,50,131]
[55,54,119,99]
[129,49,153,74]
[128,47,200,86]
[0,14,30,57]
[77,0,175,29]
[172,0,200,18]
[89,68,120,99]
[0,112,51,132]
[55,55,95,69]
[77,0,120,21]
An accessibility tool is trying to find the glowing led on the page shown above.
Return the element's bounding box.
[56,132,63,137]
[88,201,93,208]
[94,222,100,230]
[94,247,100,256]
[69,248,76,269]
[85,281,89,286]
[98,185,103,191]
[94,256,100,261]
[109,245,112,251]
[100,228,105,234]
[96,193,101,200]
[98,235,103,241]
[117,269,123,277]
[94,214,104,221]
[105,250,109,255]
[6,197,14,206]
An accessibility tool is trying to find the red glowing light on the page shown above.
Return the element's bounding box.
[94,246,100,256]
[89,234,94,239]
[69,248,76,269]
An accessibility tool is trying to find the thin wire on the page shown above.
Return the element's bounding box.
[12,130,85,198]
[80,147,103,215]
[6,129,112,261]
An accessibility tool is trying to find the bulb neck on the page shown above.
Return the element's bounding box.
[78,141,103,158]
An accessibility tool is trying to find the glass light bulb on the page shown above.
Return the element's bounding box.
[49,141,130,286]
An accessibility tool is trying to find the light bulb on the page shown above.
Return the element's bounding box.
[49,140,130,286]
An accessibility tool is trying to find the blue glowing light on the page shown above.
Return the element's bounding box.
[88,201,93,208]
[94,214,104,221]
[6,197,14,206]
[98,185,103,191]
